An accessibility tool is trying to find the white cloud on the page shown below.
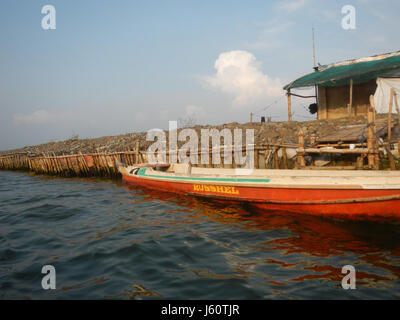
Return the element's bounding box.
[278,0,310,12]
[13,110,62,125]
[203,50,284,107]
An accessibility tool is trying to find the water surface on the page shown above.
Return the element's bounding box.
[0,171,399,299]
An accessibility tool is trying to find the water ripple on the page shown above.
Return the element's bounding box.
[0,171,400,299]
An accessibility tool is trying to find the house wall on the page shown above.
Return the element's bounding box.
[317,79,377,120]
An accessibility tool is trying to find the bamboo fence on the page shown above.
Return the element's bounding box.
[0,144,299,178]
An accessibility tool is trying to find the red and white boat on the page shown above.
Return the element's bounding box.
[118,163,400,218]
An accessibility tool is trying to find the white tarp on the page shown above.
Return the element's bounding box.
[374,78,400,113]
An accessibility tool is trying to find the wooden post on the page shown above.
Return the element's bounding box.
[368,95,378,170]
[287,89,292,121]
[297,129,306,167]
[348,79,353,116]
[282,147,288,169]
[259,150,266,169]
[394,91,400,115]
[388,88,395,142]
[356,156,364,170]
[387,88,395,170]
[254,149,259,169]
[135,141,140,164]
[274,150,280,169]
[103,155,111,177]
[79,152,89,175]
[250,113,253,124]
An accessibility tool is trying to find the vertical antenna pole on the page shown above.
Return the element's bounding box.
[312,28,316,68]
[312,28,318,107]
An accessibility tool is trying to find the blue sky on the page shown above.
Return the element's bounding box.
[1,0,399,150]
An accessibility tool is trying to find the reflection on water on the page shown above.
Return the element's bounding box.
[0,171,399,299]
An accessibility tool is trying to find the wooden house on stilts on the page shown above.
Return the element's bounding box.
[284,51,400,170]
[284,51,400,120]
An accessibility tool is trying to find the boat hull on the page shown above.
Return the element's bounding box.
[121,172,400,218]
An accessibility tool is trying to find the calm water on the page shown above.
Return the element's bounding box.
[0,170,400,300]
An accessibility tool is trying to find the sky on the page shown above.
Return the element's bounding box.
[1,0,399,150]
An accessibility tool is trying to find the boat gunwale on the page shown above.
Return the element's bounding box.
[122,167,400,190]
[127,173,365,190]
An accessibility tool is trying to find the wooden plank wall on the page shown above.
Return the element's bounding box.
[318,80,377,120]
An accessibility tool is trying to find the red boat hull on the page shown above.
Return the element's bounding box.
[122,173,400,218]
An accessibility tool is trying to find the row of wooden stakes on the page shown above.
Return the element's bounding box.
[0,146,294,178]
[0,152,143,178]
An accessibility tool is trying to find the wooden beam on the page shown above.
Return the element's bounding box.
[288,93,317,99]
[297,148,373,155]
[368,95,378,170]
[297,129,306,167]
[299,166,357,171]
[388,88,395,141]
[388,88,395,170]
[348,79,353,116]
[287,89,292,121]
[282,147,288,169]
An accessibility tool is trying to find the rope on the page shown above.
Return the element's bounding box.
[252,95,286,117]
[357,121,400,163]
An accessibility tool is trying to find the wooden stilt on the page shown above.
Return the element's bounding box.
[287,89,292,121]
[297,130,306,167]
[368,95,378,170]
[387,88,395,170]
[274,150,280,169]
[135,141,140,164]
[282,147,288,169]
[348,79,353,116]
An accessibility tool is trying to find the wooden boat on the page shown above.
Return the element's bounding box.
[118,163,400,218]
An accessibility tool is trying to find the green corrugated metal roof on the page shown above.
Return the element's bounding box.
[284,54,400,90]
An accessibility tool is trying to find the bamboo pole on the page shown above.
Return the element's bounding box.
[97,154,105,176]
[259,151,266,169]
[65,156,72,176]
[368,95,378,170]
[49,155,56,174]
[348,79,353,116]
[135,141,140,164]
[297,129,306,167]
[287,89,292,121]
[298,148,374,154]
[78,152,88,175]
[274,150,280,169]
[92,155,99,175]
[282,147,288,169]
[254,149,259,169]
[53,153,62,174]
[102,155,111,177]
[388,88,395,170]
[356,156,364,170]
[388,88,394,141]
[46,155,54,174]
